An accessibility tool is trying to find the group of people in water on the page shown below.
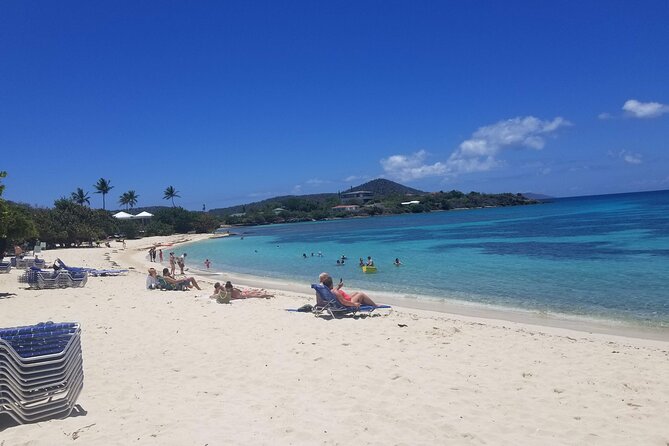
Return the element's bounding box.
[303,252,403,268]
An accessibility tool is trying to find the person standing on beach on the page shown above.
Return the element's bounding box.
[169,252,176,275]
[177,253,187,274]
[158,249,163,263]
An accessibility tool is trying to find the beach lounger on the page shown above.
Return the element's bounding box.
[310,284,391,318]
[18,269,88,289]
[0,261,10,273]
[0,322,84,424]
[53,258,128,277]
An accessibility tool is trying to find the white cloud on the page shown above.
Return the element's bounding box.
[608,149,643,165]
[598,112,612,120]
[380,150,447,181]
[343,175,364,183]
[446,116,569,174]
[291,185,302,194]
[380,116,569,181]
[622,99,669,118]
[306,178,326,185]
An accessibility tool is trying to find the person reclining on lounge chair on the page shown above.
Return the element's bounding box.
[318,272,378,307]
[161,268,201,290]
[318,273,378,307]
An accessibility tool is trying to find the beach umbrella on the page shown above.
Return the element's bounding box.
[135,211,153,219]
[113,211,134,219]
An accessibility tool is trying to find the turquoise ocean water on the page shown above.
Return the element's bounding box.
[184,190,669,328]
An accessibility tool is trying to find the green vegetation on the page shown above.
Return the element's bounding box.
[214,188,538,226]
[119,190,140,210]
[0,173,538,253]
[0,172,219,253]
[93,178,114,210]
[70,188,91,206]
[163,186,180,207]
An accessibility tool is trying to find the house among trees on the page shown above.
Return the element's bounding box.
[341,190,374,203]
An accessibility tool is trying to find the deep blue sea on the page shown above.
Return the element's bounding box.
[185,190,669,327]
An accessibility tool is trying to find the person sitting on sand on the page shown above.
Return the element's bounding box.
[224,281,274,299]
[146,268,159,289]
[318,272,378,307]
[161,268,201,290]
[210,282,231,304]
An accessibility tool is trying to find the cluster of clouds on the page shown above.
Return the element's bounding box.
[609,149,643,165]
[381,116,570,181]
[381,99,665,182]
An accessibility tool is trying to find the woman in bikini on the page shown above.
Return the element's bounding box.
[318,272,378,307]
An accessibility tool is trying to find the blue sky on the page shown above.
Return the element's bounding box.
[1,1,668,210]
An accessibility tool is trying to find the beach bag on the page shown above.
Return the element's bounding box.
[296,304,313,312]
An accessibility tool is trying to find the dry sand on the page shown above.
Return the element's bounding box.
[1,235,668,445]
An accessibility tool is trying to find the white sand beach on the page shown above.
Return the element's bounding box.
[1,235,668,445]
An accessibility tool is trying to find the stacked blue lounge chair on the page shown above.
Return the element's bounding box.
[0,322,84,424]
[9,257,45,269]
[18,268,88,289]
[0,261,10,273]
[311,284,391,318]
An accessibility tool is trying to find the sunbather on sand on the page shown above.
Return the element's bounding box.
[146,268,159,289]
[224,281,274,299]
[319,272,378,307]
[210,282,231,303]
[162,268,201,290]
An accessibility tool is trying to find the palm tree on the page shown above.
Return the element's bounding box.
[119,190,139,210]
[118,193,129,210]
[163,186,180,207]
[93,178,114,210]
[71,188,90,206]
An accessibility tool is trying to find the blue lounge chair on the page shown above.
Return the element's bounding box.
[0,321,84,424]
[310,284,391,318]
[18,268,88,289]
[53,258,128,277]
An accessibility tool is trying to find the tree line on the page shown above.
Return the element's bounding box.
[0,173,218,252]
[1,171,538,253]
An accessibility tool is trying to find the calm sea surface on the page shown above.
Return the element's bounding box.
[184,190,669,327]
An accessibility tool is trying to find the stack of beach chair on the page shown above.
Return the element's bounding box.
[0,322,84,424]
[18,269,88,289]
[0,261,10,273]
[10,257,45,269]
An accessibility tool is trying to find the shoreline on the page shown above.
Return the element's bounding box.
[144,234,669,343]
[2,234,669,444]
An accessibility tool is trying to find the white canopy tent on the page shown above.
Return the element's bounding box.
[113,211,134,219]
[134,211,153,219]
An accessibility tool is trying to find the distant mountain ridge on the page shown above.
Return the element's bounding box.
[208,178,423,216]
[344,178,425,196]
